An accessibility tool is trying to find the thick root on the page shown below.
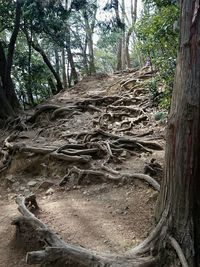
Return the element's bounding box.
[12,195,158,267]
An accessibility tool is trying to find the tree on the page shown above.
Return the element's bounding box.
[0,0,21,119]
[135,0,179,108]
[8,1,200,266]
[125,0,137,68]
[156,0,200,265]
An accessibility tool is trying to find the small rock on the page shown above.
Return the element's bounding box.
[116,209,123,215]
[6,175,16,183]
[45,187,55,195]
[121,150,127,157]
[27,180,38,187]
[13,181,20,188]
[38,180,55,189]
[148,191,159,202]
[19,186,26,191]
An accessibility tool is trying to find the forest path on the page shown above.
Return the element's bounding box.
[0,67,165,266]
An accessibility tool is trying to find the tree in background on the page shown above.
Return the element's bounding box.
[135,0,179,108]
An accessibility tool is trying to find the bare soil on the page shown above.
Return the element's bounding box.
[0,68,165,266]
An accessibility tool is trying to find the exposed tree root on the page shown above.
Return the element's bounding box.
[107,105,145,115]
[95,129,163,151]
[115,115,148,132]
[27,105,61,123]
[3,140,92,165]
[12,195,158,266]
[59,166,160,191]
[51,107,77,119]
[168,236,189,267]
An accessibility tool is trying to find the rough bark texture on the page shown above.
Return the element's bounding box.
[4,0,21,110]
[156,1,200,266]
[0,0,21,119]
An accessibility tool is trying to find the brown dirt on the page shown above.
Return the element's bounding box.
[0,69,165,266]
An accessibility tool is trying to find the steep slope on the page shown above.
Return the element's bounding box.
[0,68,165,267]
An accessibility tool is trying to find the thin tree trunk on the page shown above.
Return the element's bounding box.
[82,7,96,75]
[25,33,63,93]
[125,0,137,68]
[54,47,60,75]
[62,47,68,88]
[87,34,95,74]
[117,39,122,70]
[121,0,126,69]
[27,24,34,105]
[156,1,200,266]
[66,27,78,85]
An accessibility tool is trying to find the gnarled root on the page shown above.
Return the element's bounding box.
[12,195,158,267]
[59,166,160,191]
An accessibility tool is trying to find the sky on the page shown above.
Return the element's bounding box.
[94,0,143,44]
[97,0,143,23]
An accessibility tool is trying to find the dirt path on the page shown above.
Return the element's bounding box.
[0,183,156,267]
[0,69,165,266]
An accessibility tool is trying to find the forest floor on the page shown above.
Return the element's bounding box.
[0,67,165,267]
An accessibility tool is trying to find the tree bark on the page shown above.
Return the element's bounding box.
[27,25,34,105]
[66,27,78,85]
[114,0,123,71]
[62,47,68,88]
[82,5,97,75]
[54,47,60,75]
[125,0,137,68]
[156,1,200,266]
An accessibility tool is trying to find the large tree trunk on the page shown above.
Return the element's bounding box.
[156,1,200,266]
[0,0,22,119]
[3,0,21,110]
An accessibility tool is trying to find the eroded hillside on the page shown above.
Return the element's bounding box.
[0,68,165,267]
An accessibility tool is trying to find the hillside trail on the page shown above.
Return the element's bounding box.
[0,68,165,267]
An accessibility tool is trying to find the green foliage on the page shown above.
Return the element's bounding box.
[135,1,179,109]
[95,28,120,72]
[13,35,52,106]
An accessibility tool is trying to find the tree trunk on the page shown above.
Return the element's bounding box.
[66,27,78,85]
[2,0,21,112]
[62,47,68,89]
[82,7,96,75]
[30,38,63,93]
[27,26,34,106]
[125,0,137,68]
[54,47,60,75]
[87,33,96,74]
[121,0,126,70]
[114,0,123,71]
[156,1,200,266]
[0,83,15,119]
